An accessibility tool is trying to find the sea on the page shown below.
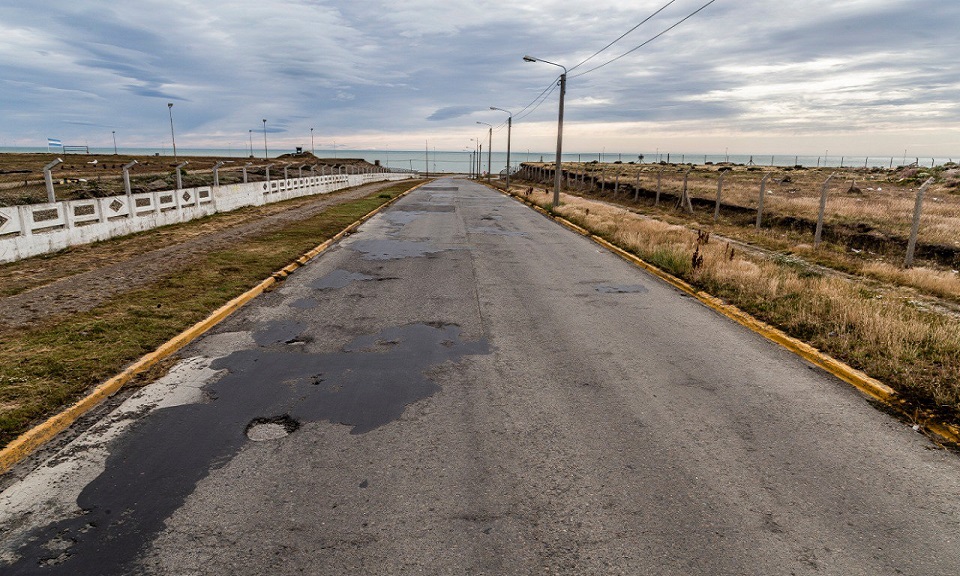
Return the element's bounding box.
[1,147,955,174]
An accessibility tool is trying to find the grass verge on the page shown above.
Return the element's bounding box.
[0,180,422,448]
[510,185,960,427]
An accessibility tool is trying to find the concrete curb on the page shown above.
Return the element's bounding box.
[0,181,426,475]
[497,184,960,446]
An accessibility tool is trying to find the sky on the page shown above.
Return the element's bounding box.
[0,0,958,157]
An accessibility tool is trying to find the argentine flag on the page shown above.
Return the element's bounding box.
[47,138,62,148]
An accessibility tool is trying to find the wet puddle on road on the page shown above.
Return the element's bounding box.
[3,323,488,574]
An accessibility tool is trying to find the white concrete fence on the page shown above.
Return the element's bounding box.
[0,170,418,264]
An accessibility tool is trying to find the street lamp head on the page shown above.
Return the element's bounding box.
[522,55,537,63]
[167,102,173,108]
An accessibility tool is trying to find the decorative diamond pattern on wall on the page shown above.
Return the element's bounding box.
[110,199,123,212]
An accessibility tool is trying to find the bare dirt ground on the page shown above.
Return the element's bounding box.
[0,180,404,327]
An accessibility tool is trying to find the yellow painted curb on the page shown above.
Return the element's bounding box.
[497,185,960,446]
[0,180,425,475]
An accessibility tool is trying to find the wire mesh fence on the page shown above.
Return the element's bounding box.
[517,161,960,270]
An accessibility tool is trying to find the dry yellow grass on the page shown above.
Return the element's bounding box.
[512,185,960,419]
[541,162,960,247]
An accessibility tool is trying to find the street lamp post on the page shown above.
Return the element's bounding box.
[310,128,315,155]
[167,103,178,163]
[477,121,492,182]
[248,130,253,157]
[491,107,513,189]
[112,131,118,155]
[523,55,566,208]
[262,119,268,160]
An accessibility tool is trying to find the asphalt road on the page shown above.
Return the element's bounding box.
[2,177,958,575]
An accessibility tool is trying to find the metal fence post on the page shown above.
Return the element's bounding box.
[713,171,725,222]
[904,177,935,268]
[813,173,836,248]
[755,173,771,228]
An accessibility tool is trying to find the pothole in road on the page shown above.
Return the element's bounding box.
[246,415,300,441]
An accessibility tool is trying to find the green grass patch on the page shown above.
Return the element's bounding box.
[0,180,421,448]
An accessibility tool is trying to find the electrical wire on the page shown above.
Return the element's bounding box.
[515,79,560,122]
[568,0,679,72]
[571,0,718,79]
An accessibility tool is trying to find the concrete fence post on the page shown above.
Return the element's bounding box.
[680,169,693,213]
[175,161,189,191]
[213,161,226,187]
[633,171,641,201]
[614,168,621,199]
[122,160,138,199]
[813,173,836,248]
[243,163,250,183]
[600,166,607,195]
[755,173,771,229]
[43,158,63,203]
[713,171,725,222]
[655,168,664,206]
[904,177,935,268]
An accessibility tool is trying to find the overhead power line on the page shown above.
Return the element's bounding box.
[571,0,719,79]
[569,0,679,73]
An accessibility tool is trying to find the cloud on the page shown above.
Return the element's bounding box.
[427,106,478,121]
[0,0,956,155]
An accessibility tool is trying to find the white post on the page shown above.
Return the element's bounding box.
[122,160,139,198]
[633,171,641,201]
[175,161,189,190]
[43,158,63,203]
[904,177,935,268]
[213,161,225,187]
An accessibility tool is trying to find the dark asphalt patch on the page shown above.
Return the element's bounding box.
[288,298,318,310]
[469,226,527,237]
[594,284,649,294]
[310,269,375,290]
[347,239,445,260]
[252,319,305,346]
[2,323,488,575]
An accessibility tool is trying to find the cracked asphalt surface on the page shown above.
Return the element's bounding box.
[1,177,959,575]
